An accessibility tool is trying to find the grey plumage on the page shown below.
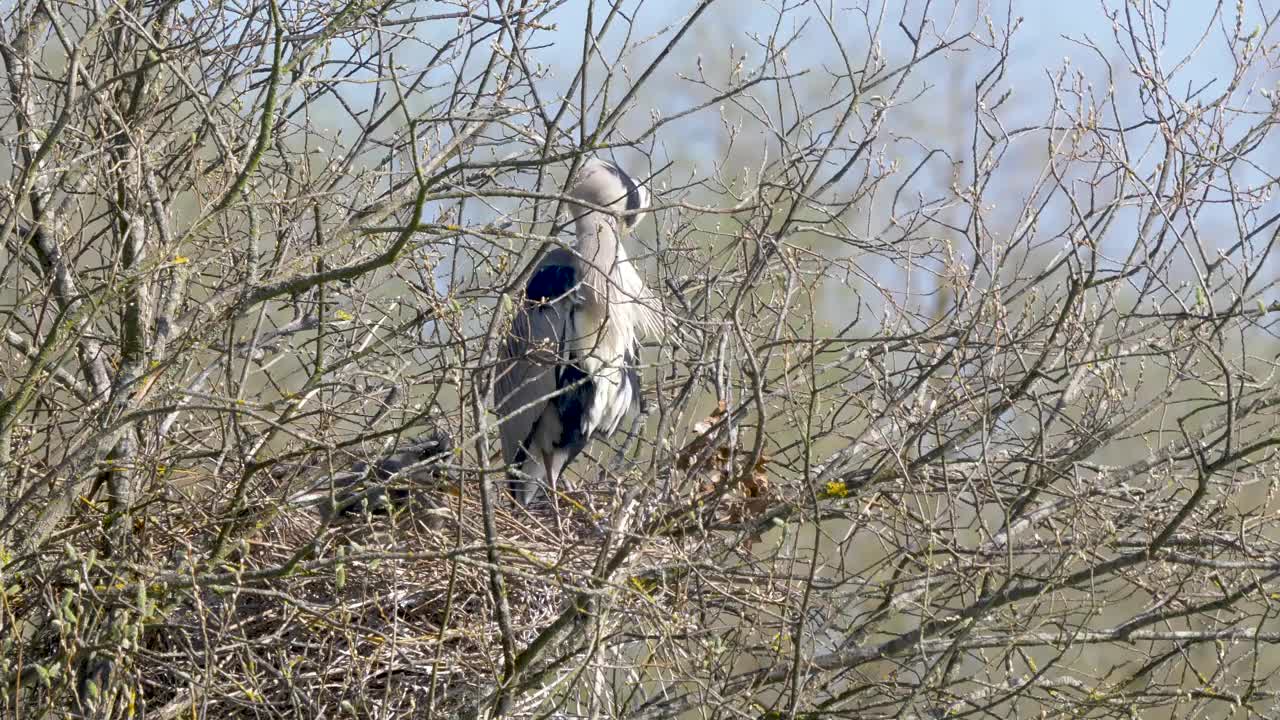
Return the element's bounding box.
[285,431,453,520]
[494,158,661,504]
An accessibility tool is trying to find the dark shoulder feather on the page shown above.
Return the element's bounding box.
[525,263,577,304]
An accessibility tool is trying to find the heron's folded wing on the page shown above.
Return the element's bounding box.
[494,264,577,464]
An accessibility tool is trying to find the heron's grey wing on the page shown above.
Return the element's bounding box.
[494,262,577,466]
[372,431,452,481]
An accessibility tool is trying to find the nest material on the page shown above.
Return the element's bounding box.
[127,462,684,717]
[14,412,775,718]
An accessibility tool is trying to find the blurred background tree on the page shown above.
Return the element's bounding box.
[1,0,1279,717]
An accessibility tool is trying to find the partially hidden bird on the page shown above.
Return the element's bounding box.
[494,158,661,504]
[284,431,453,520]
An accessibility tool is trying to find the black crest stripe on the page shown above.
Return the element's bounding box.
[603,162,642,217]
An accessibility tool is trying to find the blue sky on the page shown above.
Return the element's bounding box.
[380,1,1280,318]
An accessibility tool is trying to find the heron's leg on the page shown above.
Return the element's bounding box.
[542,451,566,535]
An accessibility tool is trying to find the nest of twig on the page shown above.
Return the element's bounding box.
[120,458,684,717]
[10,409,777,718]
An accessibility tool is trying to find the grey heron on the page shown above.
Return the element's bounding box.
[284,431,453,520]
[494,158,661,505]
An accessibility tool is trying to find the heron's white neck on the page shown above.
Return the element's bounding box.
[572,211,623,306]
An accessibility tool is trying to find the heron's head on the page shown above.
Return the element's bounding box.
[569,158,650,231]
